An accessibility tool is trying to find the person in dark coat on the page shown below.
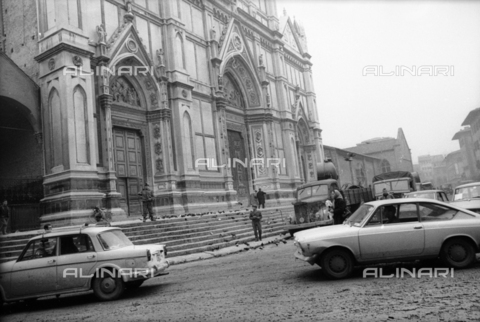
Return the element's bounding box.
[138,184,156,222]
[331,190,346,225]
[249,205,262,241]
[0,200,11,235]
[256,188,266,209]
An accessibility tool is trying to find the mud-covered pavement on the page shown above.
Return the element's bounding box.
[2,239,480,322]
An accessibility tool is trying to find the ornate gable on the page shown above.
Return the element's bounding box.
[219,20,262,108]
[282,19,303,55]
[106,21,153,68]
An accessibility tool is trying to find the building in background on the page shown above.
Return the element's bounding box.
[0,0,324,228]
[417,154,445,186]
[453,111,480,181]
[444,150,465,188]
[323,145,382,188]
[344,128,414,173]
[452,127,476,180]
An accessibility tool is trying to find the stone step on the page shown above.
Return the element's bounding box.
[124,215,285,240]
[133,221,285,249]
[0,206,294,263]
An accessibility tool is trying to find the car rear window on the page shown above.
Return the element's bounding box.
[97,230,133,250]
[418,203,457,221]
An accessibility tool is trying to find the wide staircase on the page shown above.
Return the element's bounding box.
[0,206,294,263]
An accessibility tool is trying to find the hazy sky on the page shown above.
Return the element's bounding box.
[277,0,480,163]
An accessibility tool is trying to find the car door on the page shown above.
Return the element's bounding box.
[10,237,58,298]
[358,203,425,260]
[56,234,98,291]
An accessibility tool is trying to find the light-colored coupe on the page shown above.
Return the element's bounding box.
[0,226,169,304]
[294,198,480,279]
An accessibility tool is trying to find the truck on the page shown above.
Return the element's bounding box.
[372,171,420,199]
[284,161,375,236]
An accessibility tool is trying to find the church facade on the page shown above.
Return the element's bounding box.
[0,0,324,226]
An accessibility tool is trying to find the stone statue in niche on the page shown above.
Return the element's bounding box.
[218,75,223,90]
[96,24,107,44]
[126,0,133,14]
[259,54,264,66]
[266,92,271,108]
[156,48,164,66]
[210,26,216,41]
[150,92,158,106]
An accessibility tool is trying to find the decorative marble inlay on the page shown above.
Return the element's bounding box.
[253,128,265,176]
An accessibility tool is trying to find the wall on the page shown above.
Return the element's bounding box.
[2,0,39,81]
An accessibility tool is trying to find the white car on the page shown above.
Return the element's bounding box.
[294,198,480,279]
[0,226,169,304]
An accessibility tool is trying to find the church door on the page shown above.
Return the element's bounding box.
[227,130,250,205]
[113,129,144,216]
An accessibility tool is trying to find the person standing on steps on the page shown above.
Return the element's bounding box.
[138,183,156,222]
[249,205,262,241]
[256,188,266,209]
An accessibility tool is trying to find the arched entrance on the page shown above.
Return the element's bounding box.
[0,54,44,231]
[223,73,252,205]
[106,56,155,217]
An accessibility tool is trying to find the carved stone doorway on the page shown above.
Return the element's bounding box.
[113,128,145,216]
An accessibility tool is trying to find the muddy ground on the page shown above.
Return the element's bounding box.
[2,240,480,322]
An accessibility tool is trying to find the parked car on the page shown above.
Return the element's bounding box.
[0,226,169,304]
[404,190,449,202]
[294,198,480,279]
[451,182,480,214]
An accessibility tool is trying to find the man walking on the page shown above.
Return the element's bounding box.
[249,205,262,241]
[331,190,346,225]
[0,200,11,235]
[256,188,266,209]
[138,183,156,222]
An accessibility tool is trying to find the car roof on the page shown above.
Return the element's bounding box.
[29,226,120,241]
[455,182,480,189]
[365,198,446,206]
[405,190,444,194]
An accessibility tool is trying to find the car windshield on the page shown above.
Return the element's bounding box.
[454,185,480,201]
[345,204,374,227]
[97,230,133,250]
[406,192,435,199]
[297,185,329,201]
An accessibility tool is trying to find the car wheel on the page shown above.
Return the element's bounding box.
[440,238,475,269]
[92,269,125,301]
[320,248,354,279]
[125,280,144,290]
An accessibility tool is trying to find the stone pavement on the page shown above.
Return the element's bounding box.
[167,234,291,266]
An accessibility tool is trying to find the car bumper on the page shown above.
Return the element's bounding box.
[294,250,318,265]
[123,261,170,282]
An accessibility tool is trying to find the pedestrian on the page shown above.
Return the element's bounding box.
[249,205,262,241]
[92,206,111,226]
[325,195,334,221]
[138,183,156,222]
[331,190,346,225]
[256,188,266,209]
[379,188,394,200]
[0,200,11,235]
